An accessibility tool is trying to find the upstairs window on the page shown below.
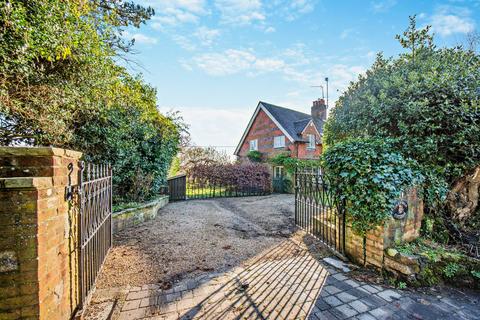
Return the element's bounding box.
[307,134,315,150]
[273,135,285,148]
[249,139,258,151]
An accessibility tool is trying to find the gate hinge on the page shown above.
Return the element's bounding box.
[65,163,79,201]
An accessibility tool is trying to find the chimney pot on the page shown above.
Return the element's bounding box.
[311,98,327,121]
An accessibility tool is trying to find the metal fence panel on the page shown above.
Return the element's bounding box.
[77,162,112,308]
[294,167,346,257]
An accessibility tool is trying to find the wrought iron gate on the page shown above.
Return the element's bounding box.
[295,167,346,257]
[77,162,113,308]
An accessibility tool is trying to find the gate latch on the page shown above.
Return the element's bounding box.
[65,163,79,201]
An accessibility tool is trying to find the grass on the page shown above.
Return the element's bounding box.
[186,184,265,199]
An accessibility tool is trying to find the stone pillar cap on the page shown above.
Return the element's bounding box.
[0,146,82,159]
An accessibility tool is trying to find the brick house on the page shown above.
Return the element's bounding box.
[234,99,327,184]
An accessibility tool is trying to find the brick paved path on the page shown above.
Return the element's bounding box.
[112,238,479,320]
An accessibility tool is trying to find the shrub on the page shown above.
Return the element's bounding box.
[322,138,423,235]
[269,153,319,175]
[322,16,480,249]
[247,150,263,162]
[188,162,271,193]
[75,103,181,203]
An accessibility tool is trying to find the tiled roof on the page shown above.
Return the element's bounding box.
[260,101,319,141]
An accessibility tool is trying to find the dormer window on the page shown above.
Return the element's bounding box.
[273,135,285,148]
[307,134,315,150]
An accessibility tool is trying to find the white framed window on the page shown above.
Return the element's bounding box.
[274,166,284,178]
[273,135,285,148]
[249,139,258,151]
[307,134,315,150]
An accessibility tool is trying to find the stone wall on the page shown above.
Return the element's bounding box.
[0,147,82,320]
[344,189,423,268]
[112,196,169,233]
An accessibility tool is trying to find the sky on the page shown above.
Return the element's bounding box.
[125,0,479,152]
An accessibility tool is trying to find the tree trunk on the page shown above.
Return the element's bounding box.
[447,166,480,224]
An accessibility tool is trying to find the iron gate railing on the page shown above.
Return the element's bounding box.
[295,167,346,257]
[168,174,187,201]
[77,162,112,308]
[167,173,270,201]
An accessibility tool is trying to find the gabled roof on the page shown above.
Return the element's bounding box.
[260,102,312,140]
[234,101,324,155]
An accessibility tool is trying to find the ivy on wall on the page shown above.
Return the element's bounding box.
[322,138,424,236]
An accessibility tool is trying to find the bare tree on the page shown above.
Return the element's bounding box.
[465,31,480,52]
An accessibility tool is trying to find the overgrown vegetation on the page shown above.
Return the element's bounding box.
[188,162,271,195]
[247,150,263,162]
[322,138,423,235]
[395,239,480,288]
[269,153,319,175]
[323,16,480,254]
[169,146,231,177]
[0,1,183,203]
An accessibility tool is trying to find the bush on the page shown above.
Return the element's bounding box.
[188,162,271,193]
[395,239,480,288]
[322,138,424,235]
[74,101,181,204]
[322,16,480,249]
[269,153,319,175]
[0,1,183,204]
[247,150,263,162]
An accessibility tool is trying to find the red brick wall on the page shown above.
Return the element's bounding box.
[0,147,82,320]
[238,109,295,158]
[345,189,423,269]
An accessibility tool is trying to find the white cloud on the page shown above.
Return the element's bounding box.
[371,0,397,13]
[269,0,317,21]
[214,0,265,25]
[265,26,276,33]
[194,26,221,46]
[123,31,158,45]
[171,34,197,51]
[429,6,475,36]
[145,0,207,29]
[159,106,250,147]
[190,49,258,75]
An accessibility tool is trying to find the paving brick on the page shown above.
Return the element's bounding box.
[336,291,357,303]
[323,285,341,295]
[348,300,369,313]
[356,313,377,320]
[313,310,338,320]
[122,299,141,311]
[332,304,358,318]
[361,295,387,309]
[117,307,148,320]
[332,273,348,281]
[369,307,392,319]
[126,290,151,301]
[361,285,380,294]
[140,296,159,308]
[324,296,343,307]
[345,279,359,288]
[314,299,331,311]
[377,289,402,302]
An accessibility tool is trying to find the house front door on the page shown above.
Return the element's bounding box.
[273,166,286,193]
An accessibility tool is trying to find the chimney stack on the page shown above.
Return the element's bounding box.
[311,98,327,121]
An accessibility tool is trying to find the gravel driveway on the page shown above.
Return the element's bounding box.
[94,194,318,290]
[84,195,479,320]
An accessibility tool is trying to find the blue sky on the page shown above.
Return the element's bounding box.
[126,0,479,150]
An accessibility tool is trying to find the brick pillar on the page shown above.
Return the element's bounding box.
[0,147,82,320]
[344,188,424,268]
